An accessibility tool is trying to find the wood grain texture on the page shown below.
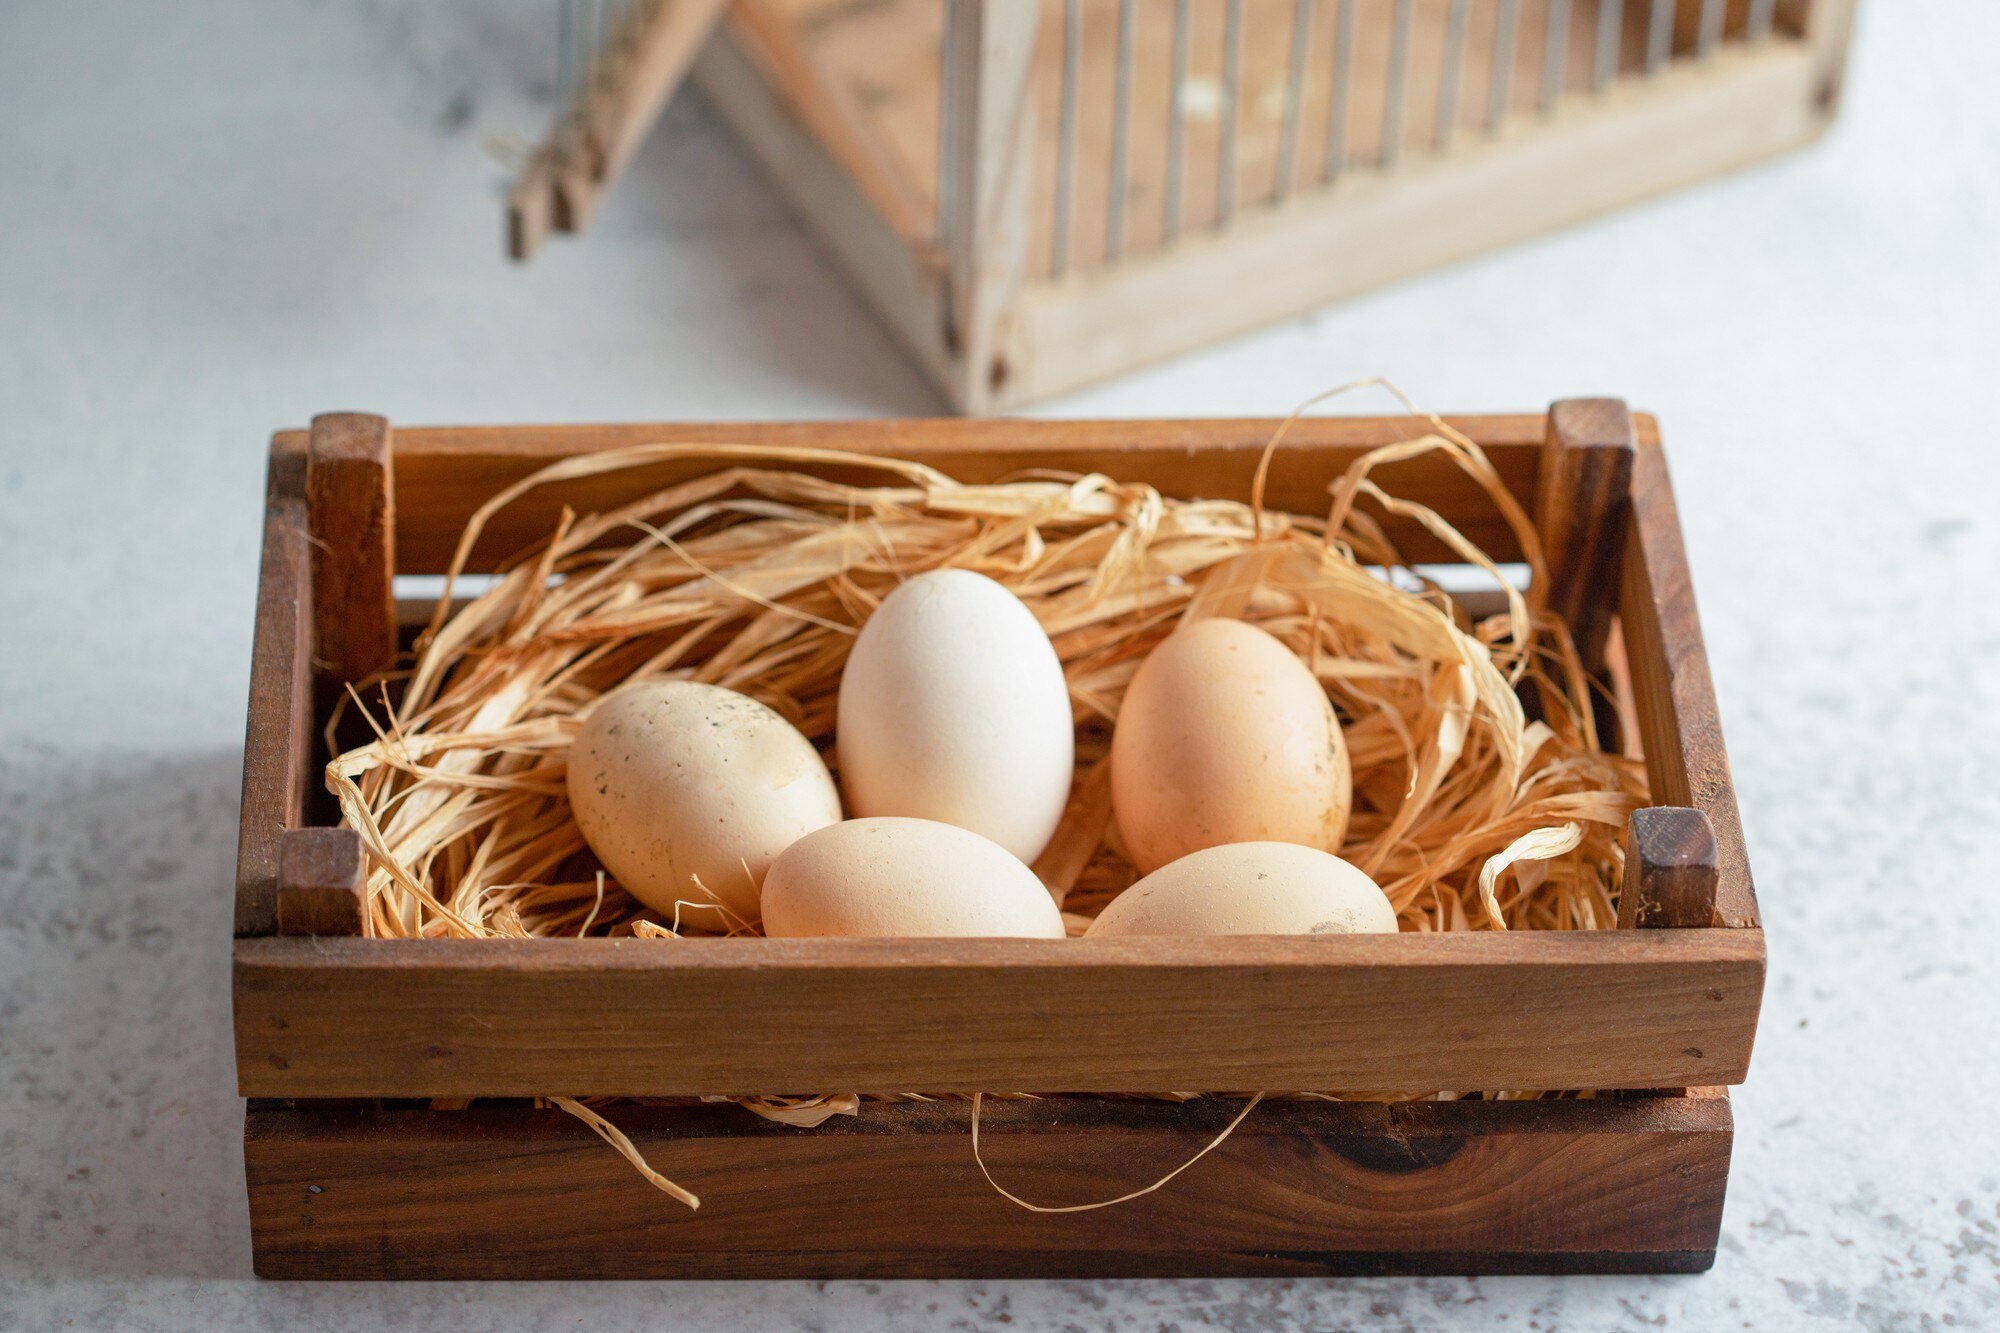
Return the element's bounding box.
[277,827,368,938]
[306,413,396,688]
[1620,806,1721,931]
[234,930,1763,1098]
[343,413,1565,573]
[1538,398,1635,678]
[1618,434,1758,927]
[244,1094,1732,1279]
[235,444,315,937]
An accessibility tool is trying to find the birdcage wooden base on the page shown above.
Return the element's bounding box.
[245,1093,1732,1280]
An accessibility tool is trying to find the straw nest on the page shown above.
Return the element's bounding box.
[324,393,1647,1200]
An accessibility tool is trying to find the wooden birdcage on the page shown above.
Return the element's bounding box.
[509,0,1857,412]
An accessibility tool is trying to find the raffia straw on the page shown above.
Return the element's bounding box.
[970,1091,1266,1213]
[327,381,1648,1201]
[547,1096,699,1210]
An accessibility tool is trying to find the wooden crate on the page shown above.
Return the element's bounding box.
[509,0,1856,411]
[235,400,1763,1278]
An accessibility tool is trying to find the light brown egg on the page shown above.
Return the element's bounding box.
[1109,617,1351,874]
[566,681,842,930]
[761,817,1066,938]
[1084,842,1397,936]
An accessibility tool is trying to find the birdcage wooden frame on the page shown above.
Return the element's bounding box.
[508,0,1855,412]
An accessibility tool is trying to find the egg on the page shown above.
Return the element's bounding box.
[1085,842,1397,936]
[1109,616,1351,874]
[761,817,1067,938]
[837,569,1074,863]
[566,680,842,929]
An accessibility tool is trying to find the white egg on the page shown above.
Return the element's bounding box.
[761,817,1066,938]
[1084,842,1398,936]
[567,681,842,930]
[836,569,1074,863]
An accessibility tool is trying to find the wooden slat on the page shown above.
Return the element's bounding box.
[1620,806,1720,930]
[937,0,1040,412]
[1618,434,1757,927]
[508,0,734,259]
[719,1,933,246]
[234,445,315,937]
[1537,398,1635,679]
[276,827,369,938]
[586,0,737,218]
[234,930,1763,1098]
[690,15,955,395]
[1804,0,1860,112]
[505,147,558,260]
[306,413,396,688]
[244,1094,1732,1279]
[355,413,1563,573]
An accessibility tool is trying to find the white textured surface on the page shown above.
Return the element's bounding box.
[1,2,1996,1328]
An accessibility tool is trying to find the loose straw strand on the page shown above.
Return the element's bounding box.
[549,1096,700,1210]
[970,1092,1266,1214]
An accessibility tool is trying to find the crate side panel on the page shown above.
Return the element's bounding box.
[234,932,1763,1098]
[245,1096,1731,1279]
[235,447,315,937]
[1619,439,1758,927]
[384,415,1548,571]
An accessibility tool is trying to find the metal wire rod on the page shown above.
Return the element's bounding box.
[1381,0,1413,167]
[1274,0,1313,202]
[1323,0,1352,182]
[1593,0,1622,91]
[1436,0,1469,149]
[935,5,959,246]
[1160,0,1184,243]
[1106,0,1137,262]
[1487,0,1520,133]
[1218,0,1243,224]
[1164,0,1191,242]
[1697,0,1726,59]
[1052,0,1080,278]
[1541,0,1571,112]
[1646,0,1673,74]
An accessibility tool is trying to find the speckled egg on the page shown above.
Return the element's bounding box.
[566,680,842,930]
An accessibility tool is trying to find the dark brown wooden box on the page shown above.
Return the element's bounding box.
[234,401,1762,1279]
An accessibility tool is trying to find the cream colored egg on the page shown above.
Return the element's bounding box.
[1109,617,1351,875]
[761,817,1066,938]
[837,569,1075,863]
[566,681,841,929]
[1085,842,1397,936]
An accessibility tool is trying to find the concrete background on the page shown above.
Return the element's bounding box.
[1,2,1995,1328]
